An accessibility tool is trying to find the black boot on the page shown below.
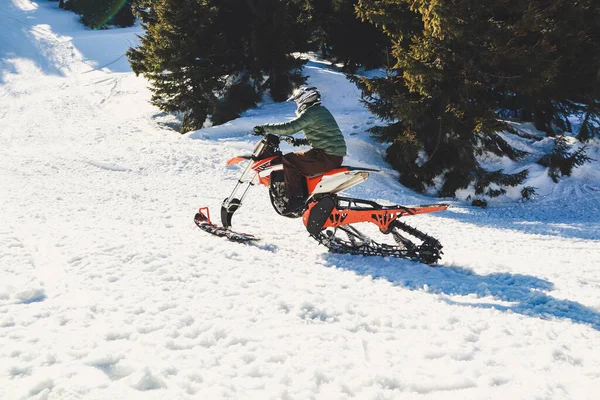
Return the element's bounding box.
[283,196,306,215]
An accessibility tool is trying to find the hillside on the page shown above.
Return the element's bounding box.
[1,2,600,399]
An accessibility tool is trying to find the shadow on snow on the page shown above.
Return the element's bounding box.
[325,254,600,331]
[438,200,600,241]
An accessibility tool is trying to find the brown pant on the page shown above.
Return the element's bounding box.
[282,149,344,199]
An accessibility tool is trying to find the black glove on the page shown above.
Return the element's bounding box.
[293,138,310,147]
[252,126,265,136]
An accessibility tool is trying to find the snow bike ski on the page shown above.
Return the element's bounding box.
[195,132,448,264]
[194,207,258,242]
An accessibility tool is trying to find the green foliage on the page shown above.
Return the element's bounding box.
[521,186,536,200]
[59,0,134,28]
[471,168,529,197]
[307,1,390,72]
[353,0,599,200]
[211,80,261,126]
[242,0,309,101]
[471,199,487,208]
[537,136,593,182]
[110,1,135,28]
[479,133,528,161]
[577,101,600,141]
[128,0,310,132]
[58,0,74,11]
[496,1,600,139]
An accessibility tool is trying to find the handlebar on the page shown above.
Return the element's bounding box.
[253,132,307,147]
[279,135,310,147]
[279,135,295,143]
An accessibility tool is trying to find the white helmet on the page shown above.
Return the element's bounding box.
[287,86,321,111]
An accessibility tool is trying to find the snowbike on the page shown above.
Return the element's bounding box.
[195,133,448,264]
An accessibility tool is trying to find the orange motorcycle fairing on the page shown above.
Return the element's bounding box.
[226,155,252,166]
[305,167,350,194]
[303,201,448,233]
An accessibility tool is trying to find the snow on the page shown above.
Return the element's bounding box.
[1,1,600,399]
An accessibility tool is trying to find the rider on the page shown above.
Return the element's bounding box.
[253,86,347,214]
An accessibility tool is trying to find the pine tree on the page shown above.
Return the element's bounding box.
[59,0,135,29]
[68,0,126,29]
[578,101,600,141]
[241,0,310,102]
[497,0,600,140]
[109,1,135,28]
[353,0,597,199]
[537,136,592,183]
[353,0,521,196]
[307,0,390,72]
[128,0,310,132]
[58,0,74,11]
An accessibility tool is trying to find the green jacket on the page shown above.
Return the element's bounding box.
[263,105,347,157]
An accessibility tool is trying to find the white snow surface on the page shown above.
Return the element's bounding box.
[2,2,600,399]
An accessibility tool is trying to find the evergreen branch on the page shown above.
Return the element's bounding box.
[505,124,545,141]
[537,136,593,182]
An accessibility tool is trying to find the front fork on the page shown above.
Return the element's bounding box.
[221,160,258,228]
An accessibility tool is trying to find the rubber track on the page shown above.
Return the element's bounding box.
[312,220,443,264]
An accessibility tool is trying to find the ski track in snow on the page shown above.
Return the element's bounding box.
[1,2,600,399]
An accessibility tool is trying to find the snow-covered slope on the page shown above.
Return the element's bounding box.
[1,2,600,399]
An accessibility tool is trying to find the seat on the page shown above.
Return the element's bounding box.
[307,165,379,178]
